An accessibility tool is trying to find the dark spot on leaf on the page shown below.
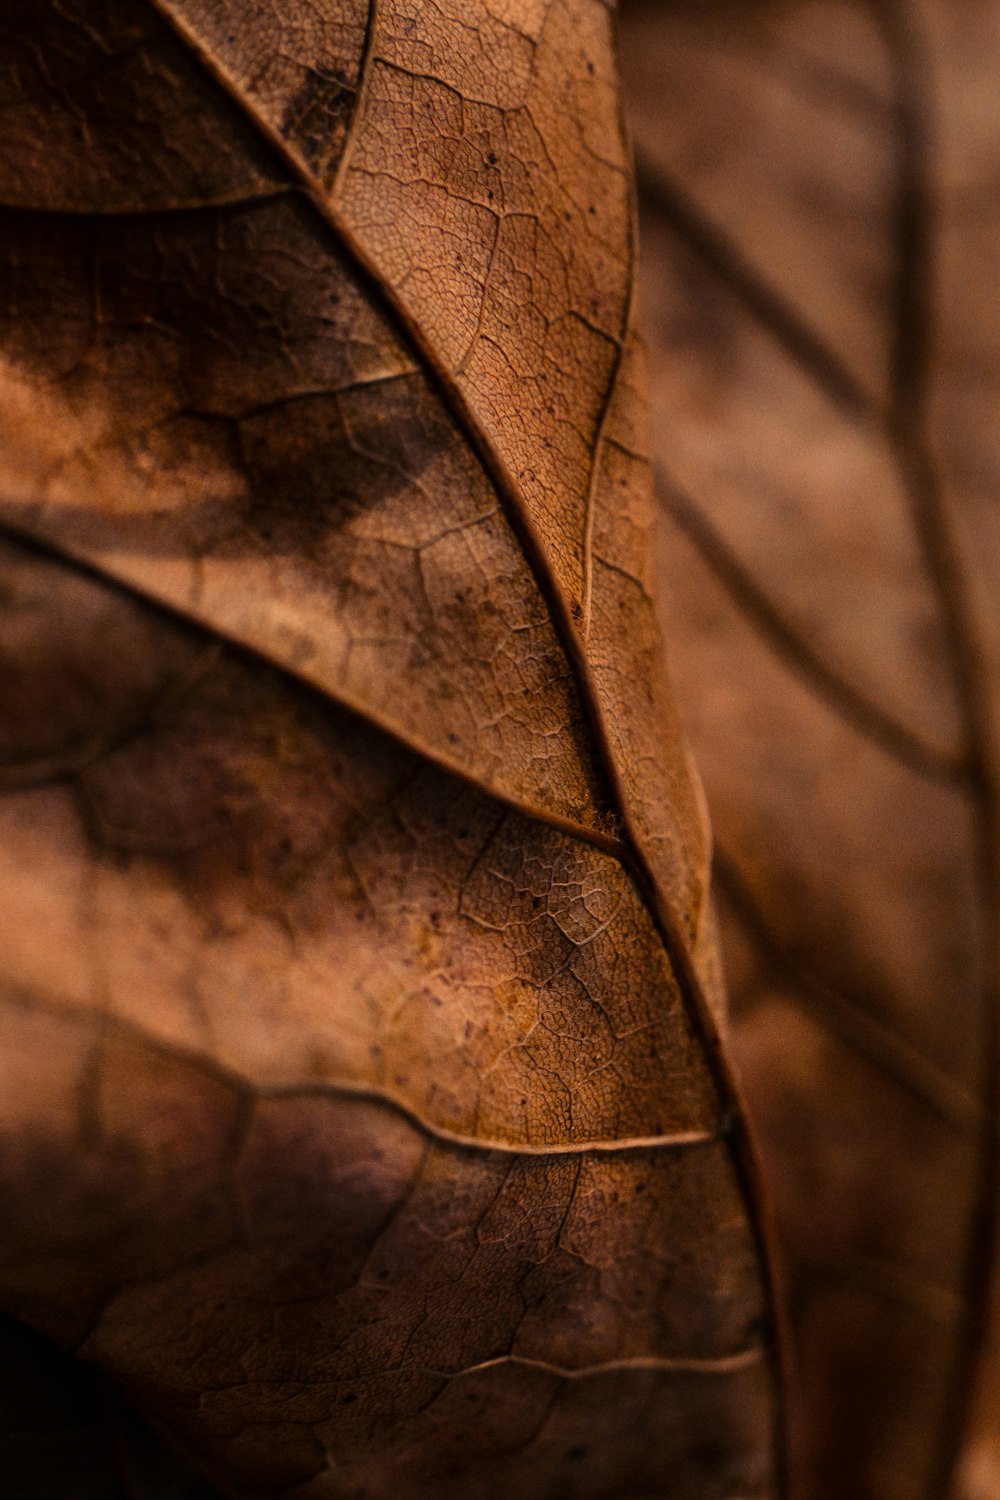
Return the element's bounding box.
[281,70,360,187]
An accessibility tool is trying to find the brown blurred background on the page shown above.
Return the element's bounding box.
[619,2,1000,1497]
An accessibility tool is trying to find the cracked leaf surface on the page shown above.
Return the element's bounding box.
[0,2,781,1495]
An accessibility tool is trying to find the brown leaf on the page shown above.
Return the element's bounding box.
[0,2,782,1495]
[620,1,1000,1497]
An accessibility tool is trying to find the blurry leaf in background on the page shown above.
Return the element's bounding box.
[620,1,1000,1497]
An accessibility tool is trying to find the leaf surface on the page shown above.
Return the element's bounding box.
[0,2,781,1495]
[619,1,1000,1496]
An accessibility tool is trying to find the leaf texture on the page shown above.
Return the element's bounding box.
[619,1,1000,1497]
[0,2,782,1495]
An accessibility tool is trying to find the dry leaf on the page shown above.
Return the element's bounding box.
[0,2,782,1495]
[620,1,1000,1497]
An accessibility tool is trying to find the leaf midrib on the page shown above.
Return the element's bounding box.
[142,0,746,1098]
